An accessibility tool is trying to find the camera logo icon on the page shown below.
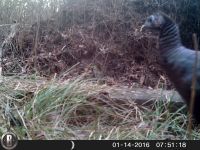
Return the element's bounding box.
[1,132,18,150]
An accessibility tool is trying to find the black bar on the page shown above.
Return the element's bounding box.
[1,140,200,150]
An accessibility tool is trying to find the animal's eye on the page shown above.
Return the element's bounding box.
[148,16,154,23]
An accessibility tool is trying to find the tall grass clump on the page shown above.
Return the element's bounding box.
[0,76,200,140]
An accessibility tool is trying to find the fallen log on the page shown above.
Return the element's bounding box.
[1,76,185,108]
[107,87,183,105]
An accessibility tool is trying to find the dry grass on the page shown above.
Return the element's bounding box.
[1,0,168,88]
[0,75,199,140]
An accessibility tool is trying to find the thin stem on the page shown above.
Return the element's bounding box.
[187,33,199,139]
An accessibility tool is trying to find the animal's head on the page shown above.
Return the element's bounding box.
[141,12,173,31]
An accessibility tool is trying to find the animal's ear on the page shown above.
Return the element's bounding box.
[154,13,165,27]
[156,17,162,26]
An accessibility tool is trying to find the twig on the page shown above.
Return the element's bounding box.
[0,24,13,27]
[33,16,40,72]
[187,33,199,139]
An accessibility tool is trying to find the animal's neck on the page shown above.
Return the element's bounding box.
[159,22,182,53]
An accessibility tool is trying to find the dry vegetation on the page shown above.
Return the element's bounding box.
[0,0,200,140]
[0,76,193,140]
